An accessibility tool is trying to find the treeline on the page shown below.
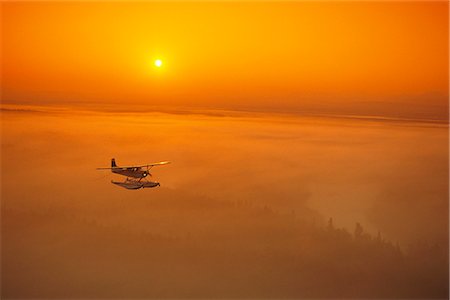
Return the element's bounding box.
[2,192,448,298]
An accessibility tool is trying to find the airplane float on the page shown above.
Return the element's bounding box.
[97,158,170,190]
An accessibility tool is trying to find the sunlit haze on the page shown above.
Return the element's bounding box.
[1,1,448,299]
[2,1,448,119]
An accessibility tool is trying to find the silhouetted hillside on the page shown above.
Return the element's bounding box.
[2,189,447,298]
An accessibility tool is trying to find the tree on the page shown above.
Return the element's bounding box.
[327,217,334,231]
[354,222,364,239]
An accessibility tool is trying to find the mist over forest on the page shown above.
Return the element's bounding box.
[1,106,448,298]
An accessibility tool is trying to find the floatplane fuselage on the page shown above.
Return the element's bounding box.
[97,158,170,190]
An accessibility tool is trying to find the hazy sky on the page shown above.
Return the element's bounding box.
[2,1,448,118]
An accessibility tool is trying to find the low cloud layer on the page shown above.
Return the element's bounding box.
[2,106,448,297]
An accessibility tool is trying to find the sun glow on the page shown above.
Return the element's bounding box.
[154,59,163,67]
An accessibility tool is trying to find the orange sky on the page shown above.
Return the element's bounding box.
[1,1,448,116]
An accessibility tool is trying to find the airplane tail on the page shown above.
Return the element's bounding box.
[111,158,117,168]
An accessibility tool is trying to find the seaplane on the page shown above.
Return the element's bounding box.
[97,158,170,190]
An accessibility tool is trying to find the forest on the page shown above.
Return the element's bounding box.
[2,187,448,298]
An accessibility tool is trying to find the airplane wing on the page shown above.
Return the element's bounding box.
[134,161,171,168]
[96,161,170,170]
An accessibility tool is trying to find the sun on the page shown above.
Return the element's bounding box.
[154,59,163,67]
